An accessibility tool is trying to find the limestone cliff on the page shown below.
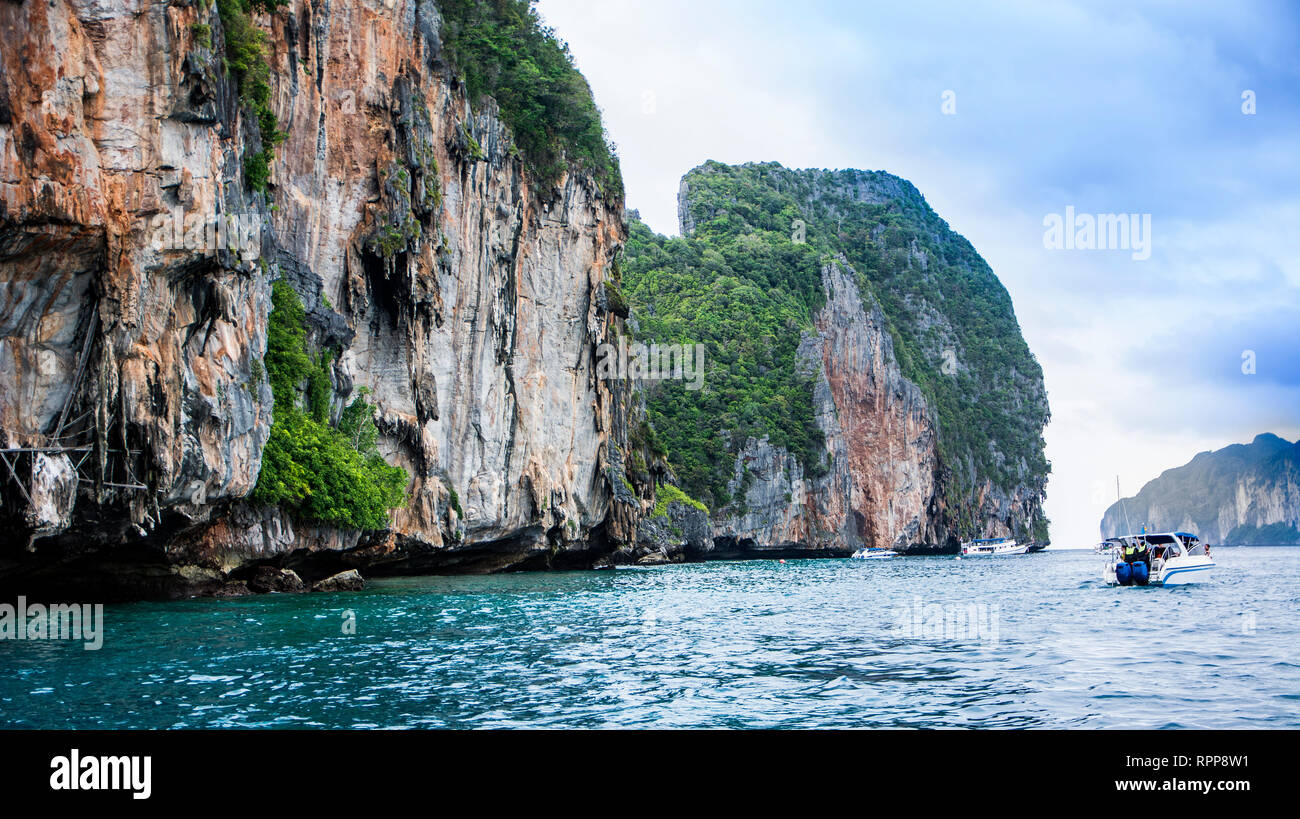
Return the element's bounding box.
[0,0,635,598]
[1101,433,1300,544]
[708,261,944,555]
[0,4,1052,597]
[624,162,1051,555]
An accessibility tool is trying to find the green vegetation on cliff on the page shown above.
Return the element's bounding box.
[622,213,827,508]
[652,483,709,518]
[623,162,1050,531]
[252,282,409,530]
[437,0,623,199]
[216,0,287,192]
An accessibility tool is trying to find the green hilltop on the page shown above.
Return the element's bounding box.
[623,161,1051,538]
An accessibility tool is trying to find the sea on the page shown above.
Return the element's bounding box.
[2,547,1296,729]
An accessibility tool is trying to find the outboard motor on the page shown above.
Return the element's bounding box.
[1115,561,1132,586]
[1132,561,1150,586]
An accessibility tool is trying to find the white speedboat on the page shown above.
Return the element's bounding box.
[851,547,898,560]
[959,537,1027,556]
[1101,532,1215,586]
[1094,537,1123,555]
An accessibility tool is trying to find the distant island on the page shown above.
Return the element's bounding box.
[1101,434,1300,545]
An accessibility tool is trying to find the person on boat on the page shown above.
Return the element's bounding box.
[1122,539,1150,565]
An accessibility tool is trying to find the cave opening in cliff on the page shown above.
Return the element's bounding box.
[361,250,407,334]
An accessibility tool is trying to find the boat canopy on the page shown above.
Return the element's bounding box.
[1114,532,1198,543]
[1142,534,1177,544]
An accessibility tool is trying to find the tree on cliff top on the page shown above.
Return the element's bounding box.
[437,0,624,200]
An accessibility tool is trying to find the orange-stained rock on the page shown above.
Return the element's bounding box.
[0,1,635,598]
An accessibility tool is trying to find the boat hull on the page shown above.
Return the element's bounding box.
[1155,556,1215,585]
[961,543,1028,556]
[1102,555,1215,586]
[851,549,898,560]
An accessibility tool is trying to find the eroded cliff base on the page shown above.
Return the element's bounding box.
[2,498,894,602]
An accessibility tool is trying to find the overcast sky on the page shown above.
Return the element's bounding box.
[537,0,1300,547]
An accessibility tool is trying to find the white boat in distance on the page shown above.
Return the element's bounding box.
[851,547,899,559]
[1101,532,1215,586]
[960,538,1028,556]
[1095,537,1123,555]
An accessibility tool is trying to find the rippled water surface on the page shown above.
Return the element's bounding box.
[2,548,1297,728]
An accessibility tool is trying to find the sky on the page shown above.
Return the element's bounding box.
[536,0,1300,547]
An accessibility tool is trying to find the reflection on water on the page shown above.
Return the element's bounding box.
[1,548,1297,728]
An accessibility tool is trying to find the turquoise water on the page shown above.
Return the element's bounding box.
[2,548,1297,728]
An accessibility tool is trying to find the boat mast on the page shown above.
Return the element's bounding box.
[1116,476,1133,534]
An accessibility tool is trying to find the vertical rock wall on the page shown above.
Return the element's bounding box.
[0,0,635,597]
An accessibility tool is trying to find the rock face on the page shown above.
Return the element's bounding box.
[625,163,1051,556]
[0,0,635,598]
[0,4,1052,599]
[1,0,275,598]
[622,498,712,565]
[1102,433,1300,544]
[710,262,942,554]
